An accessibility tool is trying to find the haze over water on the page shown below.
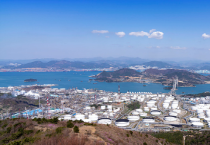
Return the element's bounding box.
[0,72,209,95]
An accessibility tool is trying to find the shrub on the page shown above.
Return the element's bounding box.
[1,137,10,144]
[143,142,147,145]
[126,134,129,137]
[18,127,24,133]
[23,137,36,143]
[67,121,74,128]
[8,140,22,145]
[36,130,41,134]
[11,131,23,140]
[129,131,133,135]
[73,120,84,123]
[127,101,140,110]
[14,123,21,128]
[2,123,8,128]
[145,134,148,138]
[73,126,79,133]
[24,130,33,135]
[84,123,96,126]
[33,117,59,124]
[6,127,12,133]
[152,131,183,145]
[45,133,53,137]
[56,127,64,134]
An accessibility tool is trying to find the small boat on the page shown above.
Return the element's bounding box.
[93,83,97,84]
[81,81,83,82]
[68,80,70,81]
[143,85,146,87]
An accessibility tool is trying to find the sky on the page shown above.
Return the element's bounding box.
[0,0,210,61]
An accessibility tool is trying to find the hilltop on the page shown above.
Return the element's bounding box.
[94,68,141,82]
[0,118,171,145]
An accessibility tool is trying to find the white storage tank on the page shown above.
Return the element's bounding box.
[115,119,129,127]
[75,113,85,120]
[142,117,155,123]
[89,114,98,121]
[151,107,158,111]
[101,106,106,110]
[127,116,140,121]
[107,105,112,110]
[136,109,143,112]
[189,118,200,122]
[191,122,204,127]
[173,109,181,114]
[164,116,178,122]
[98,118,112,124]
[63,115,72,120]
[140,112,147,117]
[150,110,161,116]
[132,111,140,115]
[144,107,150,112]
[169,112,178,116]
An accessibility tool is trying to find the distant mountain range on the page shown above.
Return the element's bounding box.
[3,60,117,69]
[1,58,210,70]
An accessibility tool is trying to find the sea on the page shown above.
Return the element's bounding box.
[0,72,210,95]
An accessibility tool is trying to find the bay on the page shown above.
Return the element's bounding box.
[0,72,210,95]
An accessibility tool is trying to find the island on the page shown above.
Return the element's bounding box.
[93,68,141,82]
[24,79,37,82]
[93,68,210,87]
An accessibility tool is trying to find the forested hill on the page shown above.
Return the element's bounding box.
[143,69,210,86]
[143,69,210,80]
[95,68,141,78]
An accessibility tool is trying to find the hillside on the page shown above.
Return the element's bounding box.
[94,68,141,82]
[0,118,171,145]
[142,61,178,68]
[143,69,210,86]
[0,94,46,114]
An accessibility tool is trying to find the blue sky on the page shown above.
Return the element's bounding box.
[0,0,210,61]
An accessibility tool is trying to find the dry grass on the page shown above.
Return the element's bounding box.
[0,119,175,145]
[95,124,171,145]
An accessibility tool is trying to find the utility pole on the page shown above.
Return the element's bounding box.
[39,95,40,109]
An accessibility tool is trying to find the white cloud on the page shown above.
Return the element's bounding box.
[148,31,164,39]
[147,46,161,49]
[115,32,125,37]
[170,46,187,50]
[149,29,156,33]
[92,30,109,34]
[129,30,164,39]
[129,31,150,37]
[202,33,210,39]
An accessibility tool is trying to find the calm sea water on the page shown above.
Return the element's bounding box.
[0,72,210,95]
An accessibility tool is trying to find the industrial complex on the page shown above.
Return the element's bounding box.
[1,84,210,132]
